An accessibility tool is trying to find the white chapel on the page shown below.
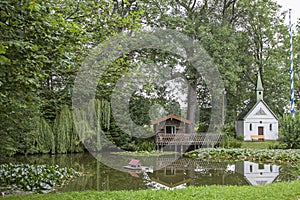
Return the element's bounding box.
[235,72,278,141]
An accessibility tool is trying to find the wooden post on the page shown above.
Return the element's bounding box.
[180,145,183,154]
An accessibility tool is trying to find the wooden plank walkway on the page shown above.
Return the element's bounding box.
[156,133,225,146]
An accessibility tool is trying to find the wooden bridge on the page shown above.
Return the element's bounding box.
[156,133,225,147]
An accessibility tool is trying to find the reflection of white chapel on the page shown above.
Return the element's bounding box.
[235,161,280,186]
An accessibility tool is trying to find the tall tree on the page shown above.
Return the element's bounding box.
[138,0,289,126]
[0,0,143,156]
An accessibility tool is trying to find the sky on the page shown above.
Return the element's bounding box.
[276,0,300,25]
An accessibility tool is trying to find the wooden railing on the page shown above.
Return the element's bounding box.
[156,133,225,146]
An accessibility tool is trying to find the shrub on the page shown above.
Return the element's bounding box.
[135,141,156,152]
[195,122,209,133]
[235,134,244,141]
[279,113,300,149]
[220,136,242,148]
[222,124,236,138]
[268,142,288,150]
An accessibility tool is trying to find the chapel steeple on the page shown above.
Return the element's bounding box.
[256,70,264,102]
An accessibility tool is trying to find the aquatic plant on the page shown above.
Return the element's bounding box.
[0,163,79,192]
[186,148,300,163]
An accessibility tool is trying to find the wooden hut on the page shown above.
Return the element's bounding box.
[150,114,225,152]
[150,114,192,135]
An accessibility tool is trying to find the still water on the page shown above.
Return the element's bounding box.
[9,152,299,191]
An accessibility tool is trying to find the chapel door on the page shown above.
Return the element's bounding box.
[258,127,264,140]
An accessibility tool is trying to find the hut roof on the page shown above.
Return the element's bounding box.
[128,159,141,166]
[150,114,192,125]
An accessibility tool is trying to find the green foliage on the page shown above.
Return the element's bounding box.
[53,105,85,154]
[219,124,241,148]
[134,140,156,152]
[31,118,55,154]
[73,99,111,152]
[268,142,288,150]
[222,124,236,138]
[0,163,78,192]
[0,0,142,157]
[53,105,72,154]
[235,134,244,141]
[139,0,289,123]
[220,136,242,148]
[195,122,209,133]
[186,148,300,164]
[0,0,296,157]
[279,113,300,149]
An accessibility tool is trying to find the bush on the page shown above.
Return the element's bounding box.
[279,113,300,149]
[220,136,242,148]
[135,141,156,152]
[235,134,244,141]
[268,142,288,150]
[195,122,209,133]
[222,124,236,138]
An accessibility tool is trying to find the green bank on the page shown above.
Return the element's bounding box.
[3,181,300,200]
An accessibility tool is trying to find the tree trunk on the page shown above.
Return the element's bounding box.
[186,81,197,134]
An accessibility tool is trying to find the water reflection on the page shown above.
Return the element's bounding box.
[141,159,280,190]
[235,161,280,186]
[7,152,297,192]
[137,157,271,190]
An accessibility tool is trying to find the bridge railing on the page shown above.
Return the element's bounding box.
[156,133,225,146]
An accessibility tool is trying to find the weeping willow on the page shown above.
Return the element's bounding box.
[53,105,84,153]
[73,99,110,152]
[36,118,55,154]
[53,105,69,153]
[95,99,110,130]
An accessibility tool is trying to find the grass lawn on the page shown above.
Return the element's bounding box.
[241,140,279,149]
[3,181,300,200]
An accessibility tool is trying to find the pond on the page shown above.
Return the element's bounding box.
[6,152,299,192]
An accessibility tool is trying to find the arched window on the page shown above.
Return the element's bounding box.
[249,123,252,131]
[269,124,272,131]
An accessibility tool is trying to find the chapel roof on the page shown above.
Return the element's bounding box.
[236,100,278,121]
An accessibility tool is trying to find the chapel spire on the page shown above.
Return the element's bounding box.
[256,70,264,102]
